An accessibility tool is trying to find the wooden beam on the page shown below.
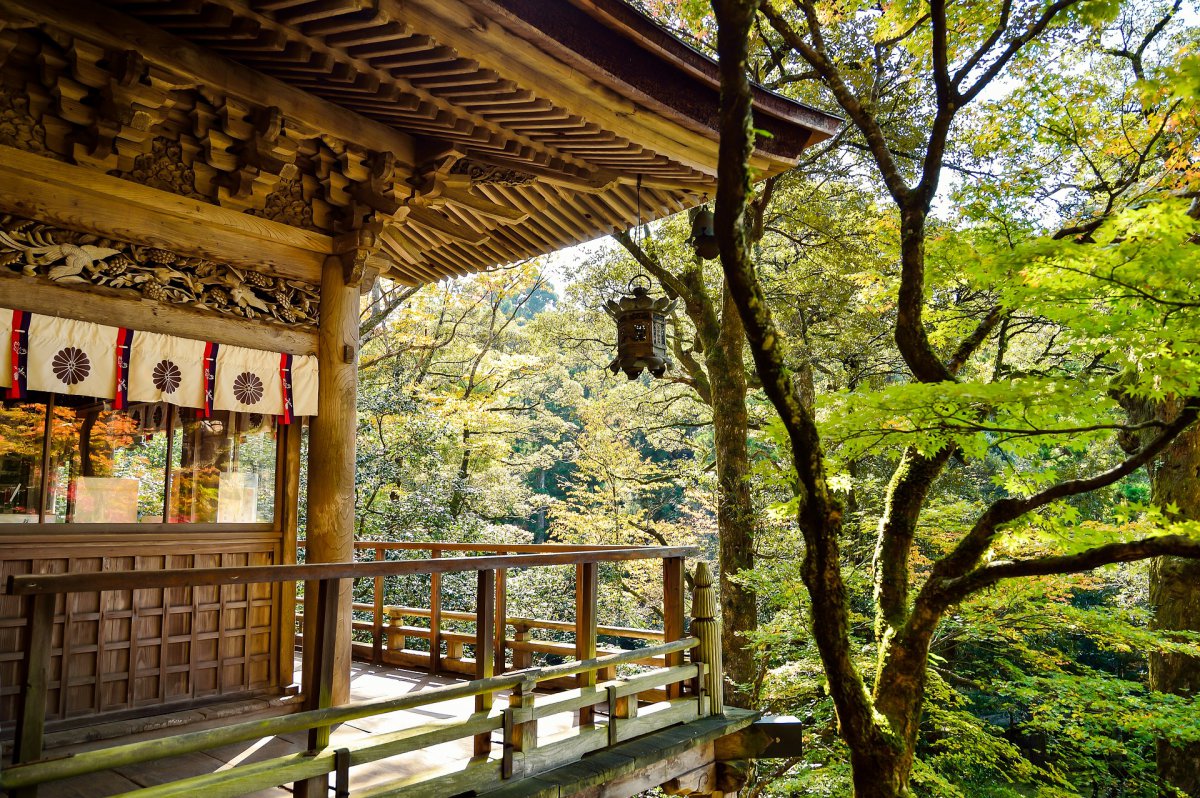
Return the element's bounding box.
[0,271,317,356]
[7,547,702,594]
[0,0,416,170]
[0,145,330,283]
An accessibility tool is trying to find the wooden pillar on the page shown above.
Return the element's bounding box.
[296,577,340,798]
[690,562,723,716]
[278,422,303,688]
[372,545,385,664]
[576,562,598,725]
[304,251,362,705]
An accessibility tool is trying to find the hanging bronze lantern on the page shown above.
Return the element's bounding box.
[687,206,720,260]
[604,276,676,380]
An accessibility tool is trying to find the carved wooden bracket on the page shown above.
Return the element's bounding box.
[50,41,182,172]
[1,25,419,233]
[330,220,385,292]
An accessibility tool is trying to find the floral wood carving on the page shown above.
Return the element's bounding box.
[449,158,536,186]
[0,215,320,328]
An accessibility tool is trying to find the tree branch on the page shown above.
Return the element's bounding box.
[927,398,1200,586]
[946,306,1004,376]
[956,0,1082,106]
[945,534,1200,602]
[760,1,911,205]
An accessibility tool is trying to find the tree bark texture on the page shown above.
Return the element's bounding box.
[711,3,914,795]
[1149,403,1200,796]
[709,287,757,706]
[612,234,760,705]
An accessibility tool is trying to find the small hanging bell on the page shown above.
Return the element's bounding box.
[688,207,720,260]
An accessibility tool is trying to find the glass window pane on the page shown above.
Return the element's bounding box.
[47,401,169,523]
[169,409,276,524]
[0,399,45,523]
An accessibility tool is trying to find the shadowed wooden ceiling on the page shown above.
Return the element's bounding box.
[83,0,841,283]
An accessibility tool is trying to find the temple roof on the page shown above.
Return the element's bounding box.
[39,0,841,283]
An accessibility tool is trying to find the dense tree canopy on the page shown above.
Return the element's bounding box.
[344,0,1199,794]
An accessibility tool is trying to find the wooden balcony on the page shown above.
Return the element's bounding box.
[2,544,747,797]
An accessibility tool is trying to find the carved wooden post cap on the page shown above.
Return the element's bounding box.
[690,561,723,716]
[692,561,718,620]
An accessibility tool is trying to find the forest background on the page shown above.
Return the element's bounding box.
[319,0,1200,795]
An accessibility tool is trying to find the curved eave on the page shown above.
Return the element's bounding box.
[492,0,842,168]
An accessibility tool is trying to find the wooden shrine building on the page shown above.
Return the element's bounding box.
[0,1,838,795]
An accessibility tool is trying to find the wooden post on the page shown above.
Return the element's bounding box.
[495,558,507,675]
[372,545,384,664]
[503,676,536,779]
[690,562,723,716]
[576,561,598,725]
[606,683,638,748]
[663,556,685,699]
[278,422,303,689]
[13,592,55,797]
[512,622,533,670]
[430,549,442,675]
[474,568,496,757]
[296,576,340,798]
[304,251,363,705]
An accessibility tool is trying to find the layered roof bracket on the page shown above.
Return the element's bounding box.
[0,0,840,285]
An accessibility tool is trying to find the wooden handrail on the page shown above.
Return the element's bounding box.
[0,637,699,790]
[341,541,638,553]
[5,544,712,798]
[350,603,665,641]
[5,546,698,594]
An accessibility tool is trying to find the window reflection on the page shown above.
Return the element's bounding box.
[0,399,45,523]
[47,400,168,523]
[169,409,276,524]
[0,395,279,526]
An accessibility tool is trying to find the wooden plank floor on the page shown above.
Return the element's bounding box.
[34,661,573,798]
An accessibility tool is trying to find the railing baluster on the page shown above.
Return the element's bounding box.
[474,568,496,757]
[13,592,55,798]
[663,556,685,699]
[575,561,598,725]
[503,676,536,778]
[372,545,384,664]
[296,576,340,798]
[511,621,533,670]
[430,548,442,675]
[494,553,507,675]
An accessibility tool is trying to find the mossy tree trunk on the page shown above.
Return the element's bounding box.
[615,232,762,706]
[1148,399,1200,796]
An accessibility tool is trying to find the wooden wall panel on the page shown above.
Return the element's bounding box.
[0,533,282,725]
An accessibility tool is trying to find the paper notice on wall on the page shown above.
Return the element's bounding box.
[74,477,139,523]
[217,471,259,523]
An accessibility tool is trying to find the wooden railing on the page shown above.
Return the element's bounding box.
[298,541,673,682]
[1,545,722,798]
